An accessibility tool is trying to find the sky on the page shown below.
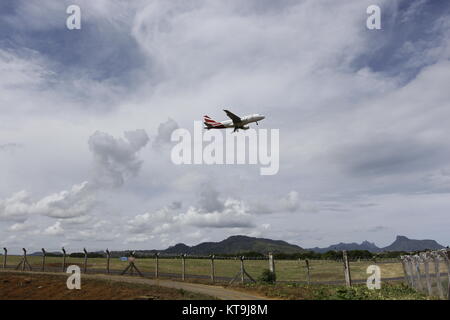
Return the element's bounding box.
[1,0,450,254]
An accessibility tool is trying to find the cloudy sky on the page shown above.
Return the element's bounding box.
[1,0,450,253]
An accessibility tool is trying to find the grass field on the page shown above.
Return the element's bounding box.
[3,255,407,283]
[228,282,432,300]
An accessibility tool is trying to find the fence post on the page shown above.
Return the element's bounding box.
[268,252,275,274]
[210,255,215,283]
[421,253,433,296]
[155,253,159,279]
[432,252,444,299]
[62,247,66,272]
[413,255,424,292]
[41,248,46,272]
[406,256,416,289]
[106,249,110,274]
[400,256,410,286]
[342,250,352,287]
[442,249,450,300]
[21,248,26,271]
[305,259,311,285]
[2,248,7,269]
[83,248,88,274]
[181,254,186,281]
[440,250,450,300]
[240,256,245,284]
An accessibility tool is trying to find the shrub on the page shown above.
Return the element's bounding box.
[258,269,276,284]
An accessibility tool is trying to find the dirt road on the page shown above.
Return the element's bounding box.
[0,270,268,300]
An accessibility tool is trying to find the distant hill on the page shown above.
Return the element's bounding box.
[381,235,445,252]
[162,235,305,255]
[308,236,446,253]
[101,235,447,257]
[309,241,381,253]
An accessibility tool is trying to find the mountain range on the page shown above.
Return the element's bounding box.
[308,235,445,253]
[126,234,446,256]
[26,235,446,257]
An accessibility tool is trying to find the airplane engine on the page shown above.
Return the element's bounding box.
[241,126,250,130]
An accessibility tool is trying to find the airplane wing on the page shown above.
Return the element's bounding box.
[223,109,242,124]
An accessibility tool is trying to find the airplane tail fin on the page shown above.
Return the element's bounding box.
[203,115,223,128]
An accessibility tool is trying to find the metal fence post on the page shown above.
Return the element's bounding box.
[421,253,433,296]
[432,252,444,299]
[407,256,416,289]
[21,248,26,271]
[41,248,46,272]
[181,254,186,281]
[83,248,88,274]
[210,254,215,283]
[2,248,7,269]
[413,255,424,292]
[400,256,410,286]
[106,249,110,274]
[240,256,245,284]
[305,259,311,285]
[62,247,66,272]
[155,253,159,279]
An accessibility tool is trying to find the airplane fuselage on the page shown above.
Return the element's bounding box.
[204,114,265,130]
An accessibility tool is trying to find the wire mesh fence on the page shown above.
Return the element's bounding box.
[0,246,408,287]
[400,249,450,299]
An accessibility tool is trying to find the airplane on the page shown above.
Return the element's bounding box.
[203,110,265,133]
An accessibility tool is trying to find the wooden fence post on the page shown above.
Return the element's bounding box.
[155,253,159,279]
[62,247,66,272]
[83,248,88,274]
[210,255,215,283]
[41,248,46,272]
[342,250,352,287]
[181,254,186,281]
[420,253,433,296]
[305,259,311,285]
[432,252,444,299]
[2,248,6,269]
[106,249,110,274]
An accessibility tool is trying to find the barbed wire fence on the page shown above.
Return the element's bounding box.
[5,245,448,296]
